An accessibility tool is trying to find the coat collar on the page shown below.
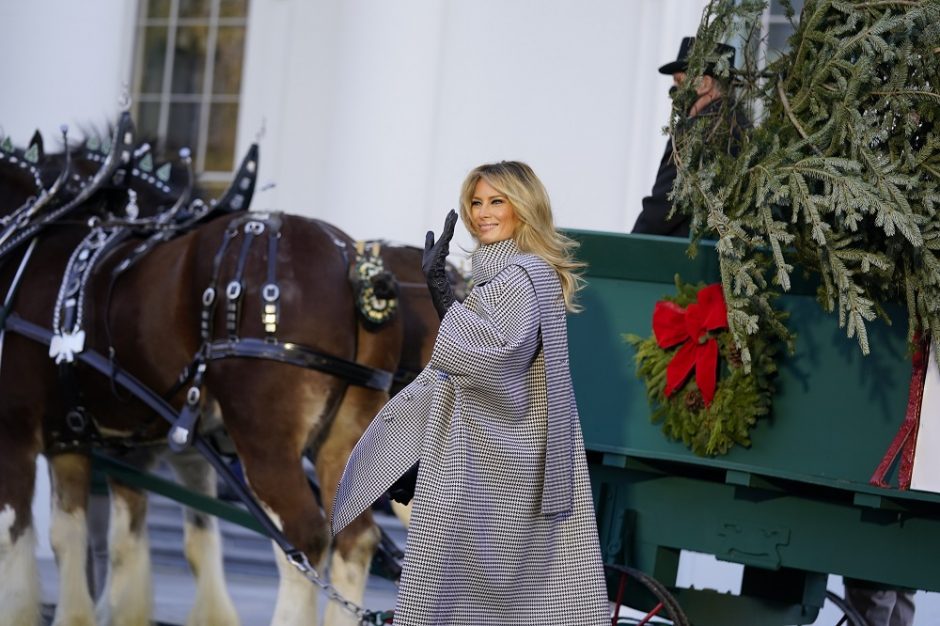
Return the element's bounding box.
[471,238,520,286]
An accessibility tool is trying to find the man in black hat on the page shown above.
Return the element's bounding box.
[631,36,739,237]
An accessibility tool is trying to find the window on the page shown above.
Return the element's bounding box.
[131,0,249,196]
[758,0,803,65]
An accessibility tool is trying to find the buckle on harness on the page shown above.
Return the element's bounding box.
[262,283,280,302]
[226,281,242,300]
[65,409,87,433]
[202,286,216,306]
[245,221,265,235]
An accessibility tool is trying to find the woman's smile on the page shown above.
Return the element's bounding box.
[471,178,519,244]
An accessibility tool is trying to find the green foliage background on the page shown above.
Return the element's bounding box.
[671,0,940,367]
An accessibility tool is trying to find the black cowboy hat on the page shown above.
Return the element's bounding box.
[658,36,736,76]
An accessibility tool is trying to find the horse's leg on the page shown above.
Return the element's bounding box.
[319,311,404,626]
[215,365,339,626]
[164,447,240,626]
[47,452,95,626]
[315,385,386,626]
[96,469,153,626]
[0,446,41,626]
[0,331,51,625]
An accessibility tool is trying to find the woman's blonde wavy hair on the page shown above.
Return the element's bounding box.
[459,161,586,312]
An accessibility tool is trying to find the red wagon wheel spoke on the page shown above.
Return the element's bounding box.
[636,601,664,625]
[605,563,690,626]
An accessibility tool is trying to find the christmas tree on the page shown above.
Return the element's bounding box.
[672,0,940,367]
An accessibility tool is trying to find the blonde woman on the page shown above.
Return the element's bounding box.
[333,161,608,625]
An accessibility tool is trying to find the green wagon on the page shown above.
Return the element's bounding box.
[568,230,940,626]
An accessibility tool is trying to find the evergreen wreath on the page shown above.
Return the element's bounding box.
[626,278,786,456]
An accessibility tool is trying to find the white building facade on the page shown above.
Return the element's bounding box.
[14,2,934,623]
[0,0,707,253]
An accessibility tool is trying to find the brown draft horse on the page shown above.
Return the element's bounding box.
[0,123,454,625]
[0,125,249,626]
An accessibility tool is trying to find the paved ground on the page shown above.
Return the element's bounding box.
[38,558,940,625]
[38,558,399,625]
[35,501,940,625]
[38,509,403,626]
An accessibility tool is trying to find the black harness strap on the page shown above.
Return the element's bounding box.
[52,226,130,351]
[205,337,393,392]
[172,218,238,450]
[168,348,208,452]
[262,222,281,341]
[2,312,309,562]
[0,237,38,337]
[201,225,238,342]
[53,361,98,453]
[225,221,258,339]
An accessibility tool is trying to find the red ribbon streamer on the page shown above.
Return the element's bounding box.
[869,337,929,489]
[652,283,728,406]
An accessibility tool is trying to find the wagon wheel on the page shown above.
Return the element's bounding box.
[824,590,868,626]
[605,564,691,626]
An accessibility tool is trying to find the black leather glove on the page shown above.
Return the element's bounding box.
[422,210,458,320]
[388,462,419,505]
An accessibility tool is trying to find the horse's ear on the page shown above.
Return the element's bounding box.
[25,130,44,163]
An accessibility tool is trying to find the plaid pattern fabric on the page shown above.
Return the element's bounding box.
[331,366,438,534]
[332,239,608,625]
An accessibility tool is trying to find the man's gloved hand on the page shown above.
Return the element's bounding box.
[422,210,458,320]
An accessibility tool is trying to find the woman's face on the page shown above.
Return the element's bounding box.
[470,178,519,244]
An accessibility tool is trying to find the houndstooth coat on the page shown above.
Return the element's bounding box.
[332,238,608,625]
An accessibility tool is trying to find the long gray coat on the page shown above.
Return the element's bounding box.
[332,239,608,625]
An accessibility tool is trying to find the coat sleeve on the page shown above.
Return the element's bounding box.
[631,139,690,237]
[428,265,540,414]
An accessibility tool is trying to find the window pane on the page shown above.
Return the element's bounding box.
[770,0,804,17]
[171,25,209,94]
[220,0,248,18]
[179,0,211,19]
[768,23,793,58]
[136,102,162,142]
[213,27,245,95]
[139,26,168,94]
[205,102,239,171]
[166,102,201,157]
[146,0,170,19]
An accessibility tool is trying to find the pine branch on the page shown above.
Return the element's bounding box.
[671,0,939,362]
[776,80,822,155]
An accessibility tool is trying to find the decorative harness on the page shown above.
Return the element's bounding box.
[0,113,138,262]
[166,212,396,450]
[0,127,72,247]
[0,120,399,624]
[349,240,398,328]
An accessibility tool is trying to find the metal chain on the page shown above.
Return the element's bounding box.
[284,549,385,625]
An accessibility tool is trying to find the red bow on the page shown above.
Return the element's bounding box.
[652,283,728,406]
